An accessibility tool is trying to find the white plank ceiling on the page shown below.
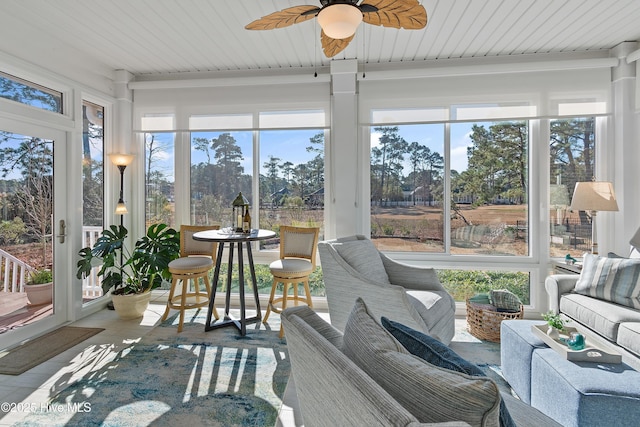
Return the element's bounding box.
[1,0,640,82]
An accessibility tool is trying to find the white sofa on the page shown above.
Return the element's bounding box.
[546,266,640,371]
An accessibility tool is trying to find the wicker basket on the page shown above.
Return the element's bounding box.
[466,300,524,342]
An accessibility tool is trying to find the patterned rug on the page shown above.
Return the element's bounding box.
[450,319,512,394]
[16,309,289,427]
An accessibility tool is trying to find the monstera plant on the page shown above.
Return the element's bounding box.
[76,223,180,318]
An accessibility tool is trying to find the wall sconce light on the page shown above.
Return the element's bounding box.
[109,153,134,219]
[570,180,618,254]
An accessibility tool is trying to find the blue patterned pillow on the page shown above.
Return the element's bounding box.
[575,253,640,309]
[382,317,516,427]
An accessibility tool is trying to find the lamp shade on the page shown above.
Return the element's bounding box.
[317,3,363,39]
[570,181,618,212]
[109,153,134,167]
[115,201,128,215]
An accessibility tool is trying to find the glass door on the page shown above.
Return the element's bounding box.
[0,118,68,349]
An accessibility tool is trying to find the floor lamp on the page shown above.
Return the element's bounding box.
[108,153,134,308]
[570,181,618,255]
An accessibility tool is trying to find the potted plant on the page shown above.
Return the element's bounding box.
[25,268,53,305]
[542,311,565,339]
[76,223,180,319]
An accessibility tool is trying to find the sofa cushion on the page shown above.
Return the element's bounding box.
[333,239,390,284]
[343,298,501,426]
[617,322,640,356]
[575,253,640,309]
[382,317,516,427]
[560,293,640,341]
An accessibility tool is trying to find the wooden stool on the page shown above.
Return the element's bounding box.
[263,226,319,337]
[161,225,220,332]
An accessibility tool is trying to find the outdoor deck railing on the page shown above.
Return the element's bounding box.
[82,226,103,298]
[0,226,104,298]
[0,249,36,293]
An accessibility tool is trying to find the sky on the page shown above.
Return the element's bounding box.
[0,123,474,184]
[149,123,474,183]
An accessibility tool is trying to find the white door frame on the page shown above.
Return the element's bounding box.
[0,116,72,350]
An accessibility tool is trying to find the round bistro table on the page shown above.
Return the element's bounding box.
[193,228,276,336]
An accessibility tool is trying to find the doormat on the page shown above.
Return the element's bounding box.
[0,326,104,375]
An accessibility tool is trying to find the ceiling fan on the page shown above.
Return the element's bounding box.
[245,0,428,58]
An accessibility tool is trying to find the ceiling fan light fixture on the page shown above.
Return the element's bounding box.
[317,3,363,39]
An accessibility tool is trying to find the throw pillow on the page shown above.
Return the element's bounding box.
[489,289,522,312]
[382,317,516,427]
[342,298,501,426]
[333,238,391,284]
[575,253,640,309]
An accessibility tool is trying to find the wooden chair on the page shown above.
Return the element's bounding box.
[264,225,320,337]
[161,224,220,332]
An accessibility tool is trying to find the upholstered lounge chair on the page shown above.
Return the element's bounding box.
[318,235,456,344]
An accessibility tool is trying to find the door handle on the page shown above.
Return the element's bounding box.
[57,219,66,243]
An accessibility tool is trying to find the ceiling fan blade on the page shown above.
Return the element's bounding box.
[321,30,355,58]
[361,0,427,30]
[245,5,319,30]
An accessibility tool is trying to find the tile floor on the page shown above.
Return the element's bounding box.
[0,296,481,427]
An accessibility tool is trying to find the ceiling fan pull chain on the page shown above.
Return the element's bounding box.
[314,19,318,78]
[362,24,366,79]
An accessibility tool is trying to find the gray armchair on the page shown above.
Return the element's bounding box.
[318,235,456,344]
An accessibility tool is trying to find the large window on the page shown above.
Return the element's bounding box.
[141,110,327,244]
[81,100,105,301]
[369,119,529,257]
[259,130,324,236]
[145,132,176,227]
[190,131,253,227]
[81,101,104,228]
[549,117,596,257]
[450,121,528,256]
[370,124,445,252]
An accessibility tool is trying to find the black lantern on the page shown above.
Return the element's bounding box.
[232,192,249,232]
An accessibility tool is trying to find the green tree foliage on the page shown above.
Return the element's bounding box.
[0,74,61,112]
[550,118,595,200]
[81,104,104,227]
[263,155,282,201]
[0,134,53,264]
[453,122,528,206]
[371,127,408,205]
[371,127,444,206]
[0,217,26,245]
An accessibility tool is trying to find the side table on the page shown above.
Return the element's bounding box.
[193,228,276,336]
[550,258,582,275]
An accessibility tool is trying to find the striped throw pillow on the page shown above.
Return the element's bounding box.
[342,298,501,426]
[575,253,640,309]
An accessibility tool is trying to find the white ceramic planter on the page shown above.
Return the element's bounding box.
[547,325,560,340]
[112,291,151,319]
[25,282,53,305]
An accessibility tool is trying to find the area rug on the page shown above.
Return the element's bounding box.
[449,319,513,394]
[0,326,104,375]
[16,309,289,427]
